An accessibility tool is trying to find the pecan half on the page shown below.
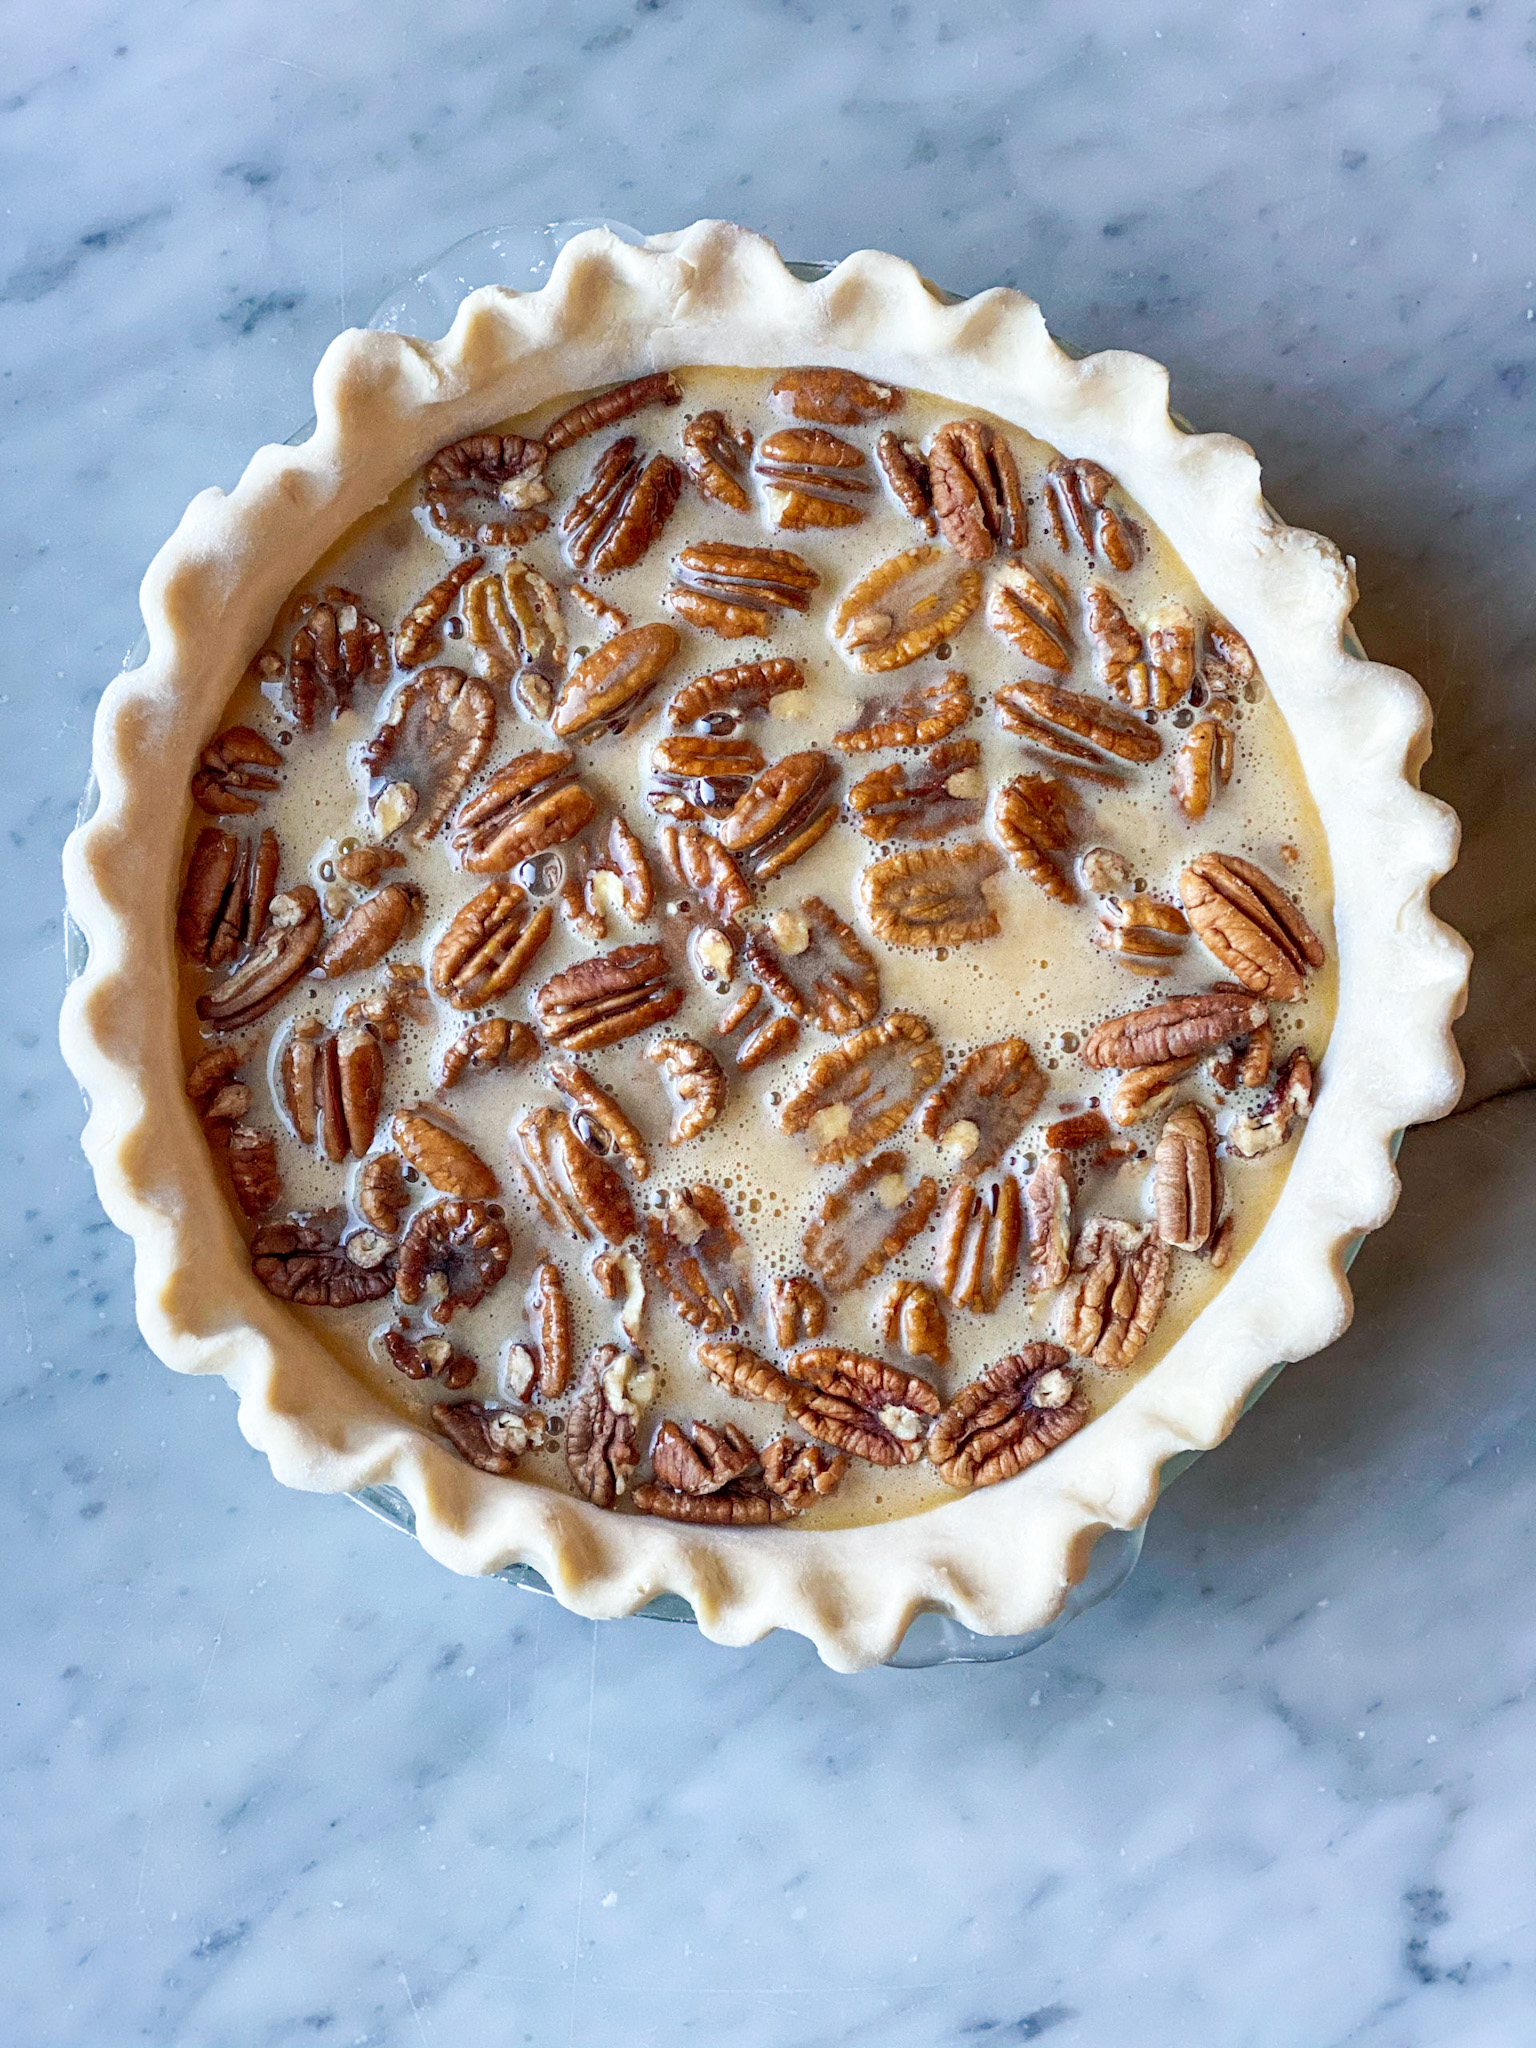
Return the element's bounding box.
[392,1108,498,1200]
[655,821,753,923]
[1043,458,1138,572]
[423,433,551,545]
[646,1037,725,1144]
[529,1258,574,1397]
[760,1436,848,1512]
[1180,853,1324,1001]
[681,410,753,513]
[227,1127,282,1218]
[1057,1218,1169,1369]
[1045,1110,1110,1151]
[177,827,280,967]
[431,881,553,1010]
[1093,896,1190,975]
[753,426,871,530]
[186,1044,249,1132]
[986,563,1073,674]
[651,1417,761,1495]
[551,622,679,741]
[879,1278,949,1366]
[1025,1150,1074,1294]
[665,542,819,639]
[560,437,683,574]
[1204,617,1260,690]
[934,1175,1023,1312]
[433,1399,528,1474]
[927,419,1026,560]
[730,1009,800,1071]
[918,1038,1045,1175]
[395,556,485,669]
[439,1016,538,1086]
[992,775,1077,903]
[832,669,974,753]
[698,1339,793,1403]
[930,1347,1086,1489]
[849,739,984,843]
[464,561,568,718]
[382,1327,478,1392]
[994,677,1161,781]
[357,1152,410,1236]
[548,1058,649,1180]
[781,1012,942,1165]
[782,1347,939,1466]
[452,750,597,873]
[1174,719,1235,820]
[566,1345,655,1506]
[832,547,983,671]
[643,1186,754,1333]
[317,882,421,978]
[802,1152,939,1294]
[513,1108,636,1245]
[875,431,936,533]
[251,1209,397,1308]
[769,367,902,424]
[716,751,839,880]
[666,657,804,730]
[544,372,682,453]
[363,667,497,846]
[632,1473,786,1526]
[859,841,1004,948]
[1154,1103,1222,1252]
[284,588,389,729]
[646,732,764,818]
[743,896,880,1034]
[1108,1055,1201,1127]
[191,725,283,815]
[196,886,322,1030]
[281,1023,383,1160]
[767,1275,827,1349]
[1226,1046,1314,1158]
[535,943,682,1051]
[396,1199,512,1321]
[1082,989,1270,1070]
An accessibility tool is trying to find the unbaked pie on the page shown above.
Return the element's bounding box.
[61,223,1467,1668]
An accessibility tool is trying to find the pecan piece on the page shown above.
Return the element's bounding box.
[767,1275,827,1349]
[383,1327,477,1392]
[666,657,805,730]
[464,561,568,718]
[1025,1150,1074,1294]
[357,1151,410,1236]
[1083,989,1270,1070]
[513,1108,636,1245]
[544,372,682,453]
[396,1199,512,1321]
[548,1058,649,1181]
[643,1186,754,1333]
[849,739,984,844]
[859,841,1004,949]
[760,1436,848,1512]
[343,960,429,1043]
[681,410,753,513]
[1226,1047,1314,1158]
[1043,458,1138,572]
[698,1339,792,1403]
[251,1209,397,1308]
[196,885,322,1030]
[392,1108,498,1200]
[423,433,550,546]
[560,437,683,574]
[650,1418,761,1496]
[1045,1110,1110,1151]
[177,827,280,967]
[551,622,679,741]
[879,1279,949,1366]
[753,426,871,530]
[743,897,880,1034]
[535,943,682,1051]
[451,750,596,873]
[781,1012,942,1165]
[646,1038,725,1144]
[1180,853,1324,1001]
[872,435,935,543]
[1082,585,1147,702]
[769,367,902,424]
[832,669,974,754]
[317,882,421,978]
[930,1347,1086,1489]
[1058,1218,1169,1370]
[283,588,389,729]
[395,556,485,669]
[1108,1056,1201,1127]
[934,1175,1023,1312]
[832,547,983,671]
[1093,896,1190,975]
[529,1258,575,1397]
[186,1044,250,1133]
[782,1347,939,1466]
[431,881,553,1009]
[336,845,406,888]
[1154,1103,1223,1252]
[191,725,283,815]
[1144,601,1197,710]
[731,1010,800,1071]
[646,732,764,819]
[986,563,1073,674]
[665,542,819,639]
[1174,718,1235,820]
[569,584,627,635]
[655,821,753,923]
[716,751,839,881]
[994,677,1161,781]
[227,1127,282,1219]
[918,1038,1045,1174]
[992,775,1077,903]
[439,1016,538,1087]
[432,1399,528,1474]
[566,1346,655,1507]
[363,667,497,846]
[802,1152,939,1294]
[927,419,1026,560]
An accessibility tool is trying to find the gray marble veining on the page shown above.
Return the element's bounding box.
[3,2,1533,2042]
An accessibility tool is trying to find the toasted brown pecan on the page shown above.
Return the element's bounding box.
[570,584,628,636]
[927,419,1026,560]
[1043,458,1138,573]
[227,1127,282,1218]
[1142,601,1197,709]
[1082,989,1270,1070]
[631,1475,785,1525]
[646,732,765,819]
[317,882,421,979]
[382,1327,478,1392]
[451,750,597,873]
[191,726,283,815]
[1108,1055,1201,1127]
[423,433,551,545]
[848,739,984,844]
[1044,1110,1110,1151]
[802,1152,939,1294]
[934,1174,1023,1312]
[281,1023,383,1160]
[698,1338,793,1403]
[1203,617,1260,690]
[196,885,321,1031]
[438,1015,538,1087]
[715,750,839,881]
[283,588,390,729]
[395,556,485,669]
[535,942,682,1051]
[363,667,497,847]
[743,897,880,1035]
[1154,1103,1222,1252]
[551,622,679,741]
[464,560,568,718]
[431,881,552,1010]
[781,1012,942,1165]
[878,1278,949,1366]
[666,657,804,730]
[643,1185,755,1333]
[335,844,406,888]
[832,547,983,671]
[544,372,682,454]
[357,1151,410,1237]
[760,1436,848,1511]
[929,1347,1086,1489]
[782,1346,939,1466]
[251,1208,397,1308]
[646,1037,725,1144]
[1080,585,1145,703]
[1092,895,1190,976]
[875,431,936,532]
[992,775,1078,903]
[527,1258,575,1397]
[186,1043,249,1129]
[395,1198,512,1320]
[1174,718,1234,821]
[769,367,903,424]
[665,541,819,639]
[986,563,1073,674]
[1180,853,1324,1001]
[1226,1046,1314,1158]
[567,1345,655,1506]
[654,821,753,923]
[650,1418,761,1496]
[513,1107,636,1246]
[433,1399,530,1474]
[548,1057,649,1181]
[859,840,1004,949]
[344,959,429,1045]
[566,813,656,939]
[918,1038,1045,1175]
[993,678,1161,782]
[1057,1217,1169,1369]
[832,669,975,754]
[560,437,684,574]
[767,1274,827,1349]
[681,409,753,512]
[1024,1150,1074,1294]
[753,426,871,530]
[177,826,280,967]
[392,1108,498,1201]
[732,1010,801,1071]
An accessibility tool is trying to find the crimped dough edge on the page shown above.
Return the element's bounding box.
[59,221,1469,1673]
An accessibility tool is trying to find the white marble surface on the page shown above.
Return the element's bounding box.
[5,2,1534,2041]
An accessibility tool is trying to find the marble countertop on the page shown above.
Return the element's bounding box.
[5,3,1534,2041]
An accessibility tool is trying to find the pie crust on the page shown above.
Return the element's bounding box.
[59,221,1469,1671]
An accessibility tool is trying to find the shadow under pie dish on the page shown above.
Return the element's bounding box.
[60,222,1469,1672]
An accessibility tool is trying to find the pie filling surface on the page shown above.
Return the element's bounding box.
[176,363,1335,1531]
